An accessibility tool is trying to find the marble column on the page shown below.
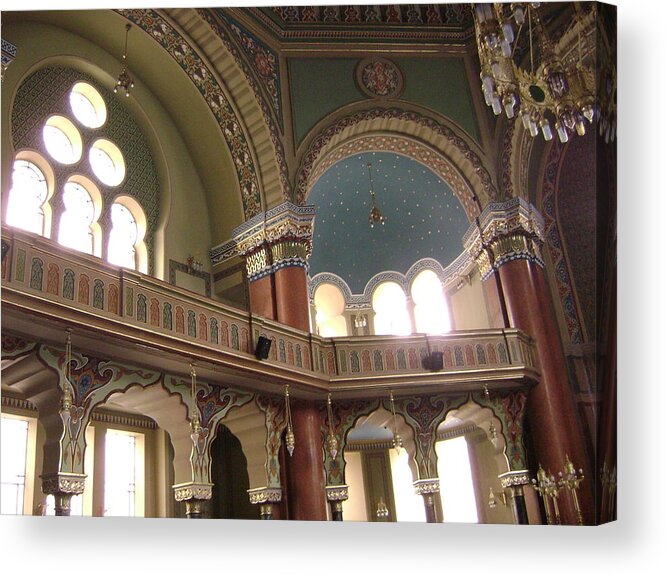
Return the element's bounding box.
[173,482,213,519]
[499,470,531,525]
[248,487,282,520]
[326,485,349,521]
[464,198,593,525]
[414,478,442,523]
[41,472,86,516]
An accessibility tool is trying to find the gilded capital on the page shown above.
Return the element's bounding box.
[210,202,316,281]
[325,484,350,502]
[172,481,213,502]
[413,478,440,495]
[41,472,86,495]
[247,486,282,505]
[463,198,545,280]
[499,470,531,488]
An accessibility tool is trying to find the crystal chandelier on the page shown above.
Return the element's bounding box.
[114,23,135,98]
[472,3,609,144]
[366,162,386,228]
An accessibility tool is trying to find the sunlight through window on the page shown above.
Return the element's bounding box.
[104,430,138,516]
[58,182,94,254]
[436,436,478,523]
[5,160,48,235]
[107,203,138,269]
[372,282,412,336]
[412,269,451,334]
[1,417,29,515]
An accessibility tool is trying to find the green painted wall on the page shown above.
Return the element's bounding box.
[289,58,364,144]
[289,56,479,145]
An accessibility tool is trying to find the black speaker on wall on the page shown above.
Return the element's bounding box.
[422,351,443,372]
[255,336,272,360]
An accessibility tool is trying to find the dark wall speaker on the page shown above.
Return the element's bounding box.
[255,336,272,360]
[429,351,443,371]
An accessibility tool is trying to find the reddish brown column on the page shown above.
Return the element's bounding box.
[286,400,328,521]
[498,259,593,525]
[249,275,277,320]
[274,266,311,332]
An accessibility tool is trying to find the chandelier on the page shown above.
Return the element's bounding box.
[366,162,386,228]
[472,3,612,143]
[114,23,135,98]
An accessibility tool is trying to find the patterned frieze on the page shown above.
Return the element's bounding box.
[247,487,282,504]
[41,472,86,495]
[325,484,349,502]
[1,38,17,80]
[210,202,316,280]
[499,470,531,489]
[173,482,214,502]
[463,198,546,280]
[413,478,440,495]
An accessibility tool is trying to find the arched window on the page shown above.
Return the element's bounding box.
[5,158,51,236]
[372,281,412,336]
[313,282,348,337]
[69,82,107,128]
[42,115,82,165]
[58,178,101,256]
[107,198,147,273]
[411,269,451,334]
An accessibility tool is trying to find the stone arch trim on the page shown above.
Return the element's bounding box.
[118,8,288,219]
[295,108,498,217]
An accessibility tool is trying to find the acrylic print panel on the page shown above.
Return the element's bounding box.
[0,0,615,534]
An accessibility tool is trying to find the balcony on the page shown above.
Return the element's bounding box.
[1,227,539,399]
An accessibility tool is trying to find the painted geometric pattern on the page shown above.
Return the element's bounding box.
[118,9,263,218]
[11,66,159,273]
[541,141,584,344]
[296,108,496,212]
[211,10,282,125]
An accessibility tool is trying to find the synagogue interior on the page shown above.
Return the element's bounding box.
[0,2,616,526]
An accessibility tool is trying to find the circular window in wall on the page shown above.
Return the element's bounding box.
[42,115,83,165]
[69,82,107,128]
[89,139,126,186]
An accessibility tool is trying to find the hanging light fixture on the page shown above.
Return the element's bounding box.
[189,363,203,438]
[483,384,499,446]
[61,328,74,410]
[366,162,386,228]
[114,23,135,98]
[284,385,295,456]
[389,390,402,453]
[325,393,339,460]
[472,3,609,144]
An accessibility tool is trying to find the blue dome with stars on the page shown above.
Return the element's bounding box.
[307,152,470,294]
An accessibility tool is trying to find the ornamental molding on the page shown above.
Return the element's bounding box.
[413,478,440,495]
[499,470,531,488]
[463,198,545,280]
[325,484,350,502]
[355,57,404,99]
[173,482,214,501]
[247,487,282,504]
[210,202,316,279]
[41,473,86,495]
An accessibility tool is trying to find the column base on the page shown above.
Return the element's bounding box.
[326,485,349,521]
[248,487,282,520]
[173,482,213,519]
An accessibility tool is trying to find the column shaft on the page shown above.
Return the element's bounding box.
[249,274,277,320]
[274,266,310,332]
[498,259,592,524]
[286,400,327,521]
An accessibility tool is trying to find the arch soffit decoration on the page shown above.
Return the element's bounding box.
[118,8,288,220]
[296,107,498,216]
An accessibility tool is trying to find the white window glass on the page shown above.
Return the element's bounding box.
[89,139,125,186]
[42,116,82,165]
[107,203,138,269]
[372,282,412,336]
[69,83,106,129]
[104,430,137,516]
[58,182,94,254]
[436,437,479,523]
[5,160,48,235]
[1,417,29,515]
[314,283,348,337]
[411,270,451,334]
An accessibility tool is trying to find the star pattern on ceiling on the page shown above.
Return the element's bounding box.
[308,151,469,294]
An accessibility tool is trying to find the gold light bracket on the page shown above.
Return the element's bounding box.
[325,393,339,461]
[284,385,295,456]
[389,390,402,453]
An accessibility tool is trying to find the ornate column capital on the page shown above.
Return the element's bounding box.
[247,486,282,505]
[41,472,86,495]
[499,470,531,489]
[1,39,17,81]
[413,478,440,495]
[210,202,316,281]
[463,198,545,280]
[172,481,213,502]
[325,484,350,502]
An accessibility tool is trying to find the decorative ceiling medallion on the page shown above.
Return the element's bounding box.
[356,57,404,99]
